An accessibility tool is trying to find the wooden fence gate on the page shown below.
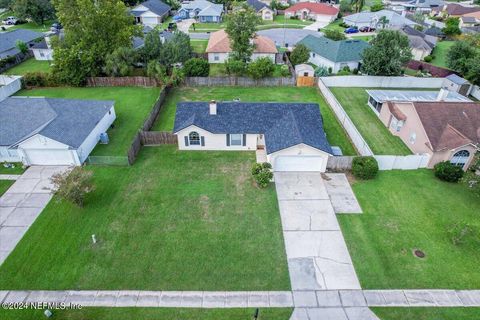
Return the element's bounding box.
[297,76,315,87]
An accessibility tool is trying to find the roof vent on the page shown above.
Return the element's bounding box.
[209,100,217,115]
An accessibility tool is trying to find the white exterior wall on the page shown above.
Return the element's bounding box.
[308,53,359,73]
[0,147,21,162]
[76,106,116,163]
[0,75,22,103]
[208,52,276,64]
[177,125,257,151]
[32,48,53,61]
[412,47,431,61]
[267,143,330,172]
[18,134,80,166]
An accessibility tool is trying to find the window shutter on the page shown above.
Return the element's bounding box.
[201,136,205,146]
[226,134,230,146]
[184,136,189,146]
[242,134,246,146]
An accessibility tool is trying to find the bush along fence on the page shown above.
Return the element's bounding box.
[0,52,32,74]
[318,78,431,171]
[406,60,456,78]
[184,76,295,87]
[86,76,158,87]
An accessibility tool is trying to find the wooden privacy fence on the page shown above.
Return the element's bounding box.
[327,156,354,171]
[87,76,158,87]
[142,88,169,131]
[141,131,177,145]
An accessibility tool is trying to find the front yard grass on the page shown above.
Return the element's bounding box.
[321,19,346,33]
[372,308,480,320]
[190,39,208,54]
[152,86,357,156]
[338,170,480,289]
[4,58,51,75]
[189,22,226,32]
[0,308,293,320]
[0,180,14,197]
[7,19,55,32]
[15,87,160,157]
[430,41,455,69]
[0,162,25,175]
[0,146,290,290]
[257,15,312,30]
[330,87,412,155]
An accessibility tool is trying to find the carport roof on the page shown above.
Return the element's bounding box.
[0,97,114,148]
[173,102,333,155]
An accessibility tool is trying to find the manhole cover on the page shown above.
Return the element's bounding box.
[413,249,425,258]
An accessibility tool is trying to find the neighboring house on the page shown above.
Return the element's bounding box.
[133,26,173,50]
[0,29,44,59]
[343,10,417,29]
[285,3,339,23]
[424,26,445,38]
[0,97,116,166]
[31,37,53,61]
[460,16,478,28]
[431,3,480,18]
[378,100,480,170]
[178,0,224,23]
[397,25,437,60]
[247,0,275,21]
[401,0,444,13]
[206,29,277,63]
[298,35,370,73]
[173,101,333,172]
[131,0,171,26]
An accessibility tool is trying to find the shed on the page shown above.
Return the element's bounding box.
[295,64,314,77]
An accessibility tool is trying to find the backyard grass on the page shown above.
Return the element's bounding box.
[0,180,14,197]
[0,162,25,175]
[372,308,480,320]
[15,87,160,157]
[0,308,293,320]
[152,86,357,156]
[338,170,480,289]
[330,87,412,155]
[430,41,455,69]
[0,146,290,290]
[191,39,208,54]
[4,58,51,75]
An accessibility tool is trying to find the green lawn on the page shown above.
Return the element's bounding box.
[0,180,14,196]
[189,22,226,32]
[330,87,412,155]
[430,41,455,68]
[7,19,55,32]
[0,308,293,320]
[257,15,312,30]
[339,170,480,289]
[321,19,346,33]
[152,86,357,156]
[0,162,25,175]
[0,146,290,290]
[4,58,51,75]
[348,35,375,42]
[373,308,480,320]
[15,87,160,157]
[191,39,208,54]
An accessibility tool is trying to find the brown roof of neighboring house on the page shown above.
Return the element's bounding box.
[387,101,407,121]
[435,3,480,16]
[206,29,277,53]
[285,2,339,16]
[412,102,480,151]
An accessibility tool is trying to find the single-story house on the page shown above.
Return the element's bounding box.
[298,35,370,73]
[132,26,173,50]
[444,74,472,96]
[131,0,171,26]
[343,10,417,29]
[396,25,437,60]
[295,63,314,77]
[460,15,478,28]
[431,3,480,18]
[0,29,44,60]
[424,26,445,38]
[401,0,444,13]
[378,100,480,170]
[0,97,116,166]
[247,0,275,21]
[366,88,471,113]
[173,101,333,172]
[206,29,277,63]
[285,3,339,23]
[178,0,224,23]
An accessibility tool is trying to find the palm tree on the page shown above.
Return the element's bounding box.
[351,0,365,13]
[379,16,390,29]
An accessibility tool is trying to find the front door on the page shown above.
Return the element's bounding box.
[257,134,265,149]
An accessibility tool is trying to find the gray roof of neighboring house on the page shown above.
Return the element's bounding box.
[298,35,370,63]
[461,16,477,23]
[405,0,444,9]
[133,26,173,49]
[367,89,471,103]
[446,74,469,85]
[0,97,114,148]
[31,38,49,49]
[424,26,444,37]
[343,10,417,27]
[132,0,170,17]
[0,29,44,58]
[173,102,332,155]
[396,25,436,50]
[181,0,223,16]
[247,0,271,12]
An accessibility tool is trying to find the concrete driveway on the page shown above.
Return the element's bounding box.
[177,18,195,34]
[274,172,361,291]
[303,21,329,31]
[0,166,68,265]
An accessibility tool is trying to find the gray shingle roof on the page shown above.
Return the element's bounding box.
[446,74,469,85]
[134,0,170,17]
[173,102,332,155]
[0,29,44,58]
[298,35,370,63]
[0,97,114,148]
[343,10,417,28]
[247,0,270,12]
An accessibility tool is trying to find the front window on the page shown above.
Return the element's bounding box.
[451,150,470,167]
[214,54,219,61]
[189,131,200,145]
[230,134,242,146]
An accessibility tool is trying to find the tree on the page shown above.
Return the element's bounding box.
[0,0,14,10]
[361,30,412,76]
[183,58,209,76]
[339,0,352,13]
[15,40,28,54]
[465,54,480,86]
[411,11,425,24]
[351,0,364,13]
[13,0,54,24]
[378,16,389,29]
[146,60,167,81]
[104,46,135,76]
[52,0,140,85]
[248,57,274,79]
[442,17,461,36]
[446,41,476,75]
[159,31,193,67]
[289,44,309,66]
[370,3,384,12]
[324,29,346,41]
[225,3,260,62]
[224,58,247,75]
[142,28,163,62]
[50,167,95,207]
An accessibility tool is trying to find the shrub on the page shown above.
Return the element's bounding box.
[352,68,359,74]
[104,47,135,77]
[352,156,379,180]
[50,167,95,207]
[183,58,209,77]
[146,60,167,81]
[324,29,346,41]
[252,162,273,188]
[279,64,291,77]
[23,72,61,87]
[448,222,479,246]
[315,65,329,77]
[225,58,247,76]
[370,3,384,11]
[289,44,310,66]
[434,161,464,182]
[248,57,275,79]
[423,55,433,62]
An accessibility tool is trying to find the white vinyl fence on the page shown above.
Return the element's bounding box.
[320,76,444,88]
[374,154,430,170]
[0,75,22,102]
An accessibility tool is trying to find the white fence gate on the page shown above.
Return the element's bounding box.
[374,154,430,170]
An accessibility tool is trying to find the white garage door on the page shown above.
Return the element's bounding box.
[24,149,76,165]
[274,156,324,172]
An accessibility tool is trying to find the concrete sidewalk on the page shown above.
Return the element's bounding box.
[0,166,68,265]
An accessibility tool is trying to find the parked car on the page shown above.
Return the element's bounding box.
[359,26,375,32]
[344,26,359,34]
[50,22,63,32]
[2,16,17,25]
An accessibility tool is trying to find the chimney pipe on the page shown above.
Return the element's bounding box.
[209,100,217,115]
[436,87,449,101]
